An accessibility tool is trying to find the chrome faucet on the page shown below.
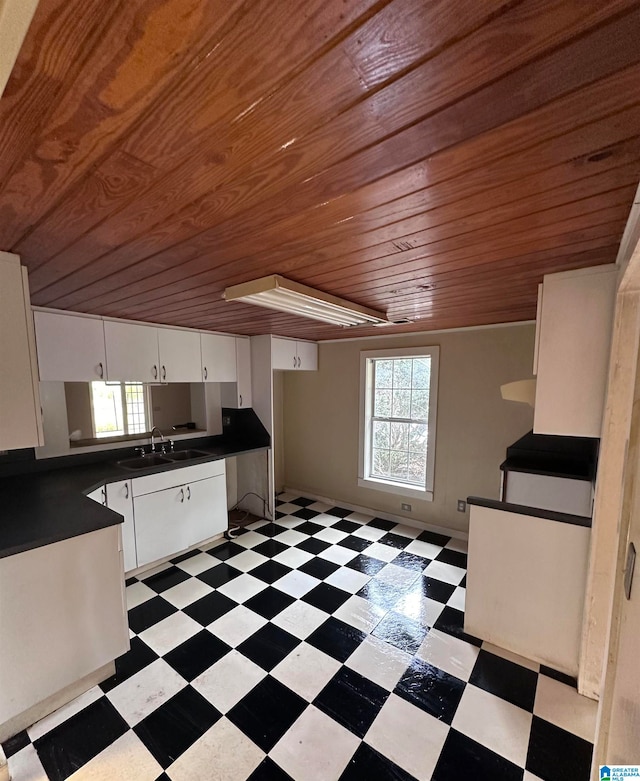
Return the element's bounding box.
[150,427,165,453]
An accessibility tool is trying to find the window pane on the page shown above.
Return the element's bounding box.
[412,357,430,389]
[408,452,427,482]
[411,389,429,420]
[390,421,409,451]
[92,382,124,437]
[374,389,392,417]
[373,421,390,449]
[124,382,148,435]
[392,389,411,418]
[408,423,428,451]
[390,450,409,480]
[375,360,393,389]
[372,449,390,477]
[392,359,412,389]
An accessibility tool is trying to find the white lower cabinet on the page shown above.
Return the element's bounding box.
[134,485,191,567]
[105,480,137,572]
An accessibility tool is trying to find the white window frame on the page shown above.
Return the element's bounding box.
[358,346,439,501]
[90,381,152,439]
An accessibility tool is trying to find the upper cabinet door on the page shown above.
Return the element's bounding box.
[201,333,237,382]
[295,340,318,371]
[104,321,159,382]
[34,311,107,382]
[271,337,298,370]
[157,328,202,383]
[236,338,252,407]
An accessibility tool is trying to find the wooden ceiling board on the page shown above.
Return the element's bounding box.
[0,0,639,339]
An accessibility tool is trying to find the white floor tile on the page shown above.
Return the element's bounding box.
[162,577,213,609]
[444,538,468,553]
[333,595,387,633]
[324,567,371,594]
[276,502,300,514]
[7,744,48,781]
[207,604,267,647]
[352,525,387,541]
[67,730,161,781]
[395,592,445,627]
[276,515,306,529]
[245,519,270,531]
[315,527,348,544]
[423,560,465,585]
[312,513,342,527]
[524,772,545,781]
[217,573,267,603]
[271,600,328,639]
[271,642,341,701]
[481,642,540,672]
[376,563,420,589]
[273,547,314,569]
[167,718,264,781]
[125,581,156,610]
[192,650,266,713]
[391,524,421,539]
[234,530,269,549]
[416,628,480,682]
[175,552,222,576]
[138,611,201,656]
[276,492,298,503]
[405,539,443,560]
[274,569,321,598]
[534,674,598,742]
[28,685,103,741]
[344,512,374,524]
[364,542,400,563]
[346,635,412,691]
[226,549,269,573]
[277,529,309,546]
[452,684,532,767]
[106,658,186,726]
[365,693,449,781]
[308,501,333,513]
[317,545,358,565]
[448,586,466,612]
[270,705,359,781]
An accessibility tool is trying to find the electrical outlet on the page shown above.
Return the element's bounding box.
[457,500,467,513]
[401,502,411,512]
[222,415,231,426]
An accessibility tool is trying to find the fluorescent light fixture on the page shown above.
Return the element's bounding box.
[223,275,390,327]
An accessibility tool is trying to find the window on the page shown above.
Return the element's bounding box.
[359,346,439,500]
[90,382,151,438]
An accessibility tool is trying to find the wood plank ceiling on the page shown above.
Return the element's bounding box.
[1,0,639,340]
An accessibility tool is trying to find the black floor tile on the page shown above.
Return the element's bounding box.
[339,743,416,780]
[432,606,482,647]
[34,698,128,781]
[338,535,372,552]
[539,665,578,689]
[307,617,366,662]
[378,532,413,550]
[368,517,397,531]
[125,576,137,586]
[326,506,355,518]
[302,582,352,613]
[197,563,242,589]
[208,541,246,561]
[253,539,289,559]
[291,520,323,535]
[171,549,201,565]
[357,580,405,611]
[394,659,465,724]
[526,716,593,781]
[244,587,296,619]
[248,757,295,780]
[291,509,321,521]
[289,497,316,507]
[297,537,331,555]
[393,551,430,571]
[237,624,300,671]
[432,728,523,781]
[470,649,538,711]
[257,523,290,538]
[347,553,387,576]
[128,596,177,634]
[419,576,457,604]
[435,548,467,569]
[142,566,191,593]
[2,730,29,758]
[298,557,340,580]
[251,560,293,584]
[164,631,231,681]
[227,676,306,752]
[332,519,360,534]
[100,636,159,693]
[314,667,388,738]
[275,510,286,519]
[372,610,429,655]
[134,686,221,768]
[417,529,450,546]
[460,574,467,588]
[183,591,237,626]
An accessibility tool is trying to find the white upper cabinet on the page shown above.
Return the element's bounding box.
[105,321,160,382]
[271,337,318,371]
[157,327,202,382]
[0,252,43,450]
[533,264,617,438]
[200,333,237,382]
[221,337,252,408]
[34,310,107,382]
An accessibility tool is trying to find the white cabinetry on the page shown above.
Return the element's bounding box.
[34,311,107,382]
[533,265,617,438]
[104,320,160,382]
[0,252,43,451]
[105,480,137,572]
[157,327,202,383]
[221,337,252,408]
[271,337,318,371]
[201,333,237,382]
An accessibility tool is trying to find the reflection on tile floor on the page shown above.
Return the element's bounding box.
[3,494,597,781]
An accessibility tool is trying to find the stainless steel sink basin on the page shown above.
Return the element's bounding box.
[117,455,173,470]
[166,449,210,461]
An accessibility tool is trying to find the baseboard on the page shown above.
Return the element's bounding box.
[282,487,468,541]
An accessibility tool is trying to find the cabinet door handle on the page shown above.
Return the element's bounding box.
[180,488,184,503]
[98,361,104,378]
[239,394,243,407]
[204,366,208,380]
[101,488,106,506]
[124,483,129,499]
[162,365,167,381]
[298,356,301,368]
[187,486,191,501]
[293,355,296,368]
[153,364,158,380]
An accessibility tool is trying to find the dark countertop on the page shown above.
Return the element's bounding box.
[467,496,591,528]
[500,430,598,481]
[0,433,269,560]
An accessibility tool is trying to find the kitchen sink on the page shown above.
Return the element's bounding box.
[165,449,210,461]
[117,455,173,470]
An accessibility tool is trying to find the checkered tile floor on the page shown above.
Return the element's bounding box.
[3,495,597,781]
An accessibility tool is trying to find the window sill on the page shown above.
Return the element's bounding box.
[358,476,433,502]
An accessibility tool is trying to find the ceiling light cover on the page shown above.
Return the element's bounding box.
[223,275,390,327]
